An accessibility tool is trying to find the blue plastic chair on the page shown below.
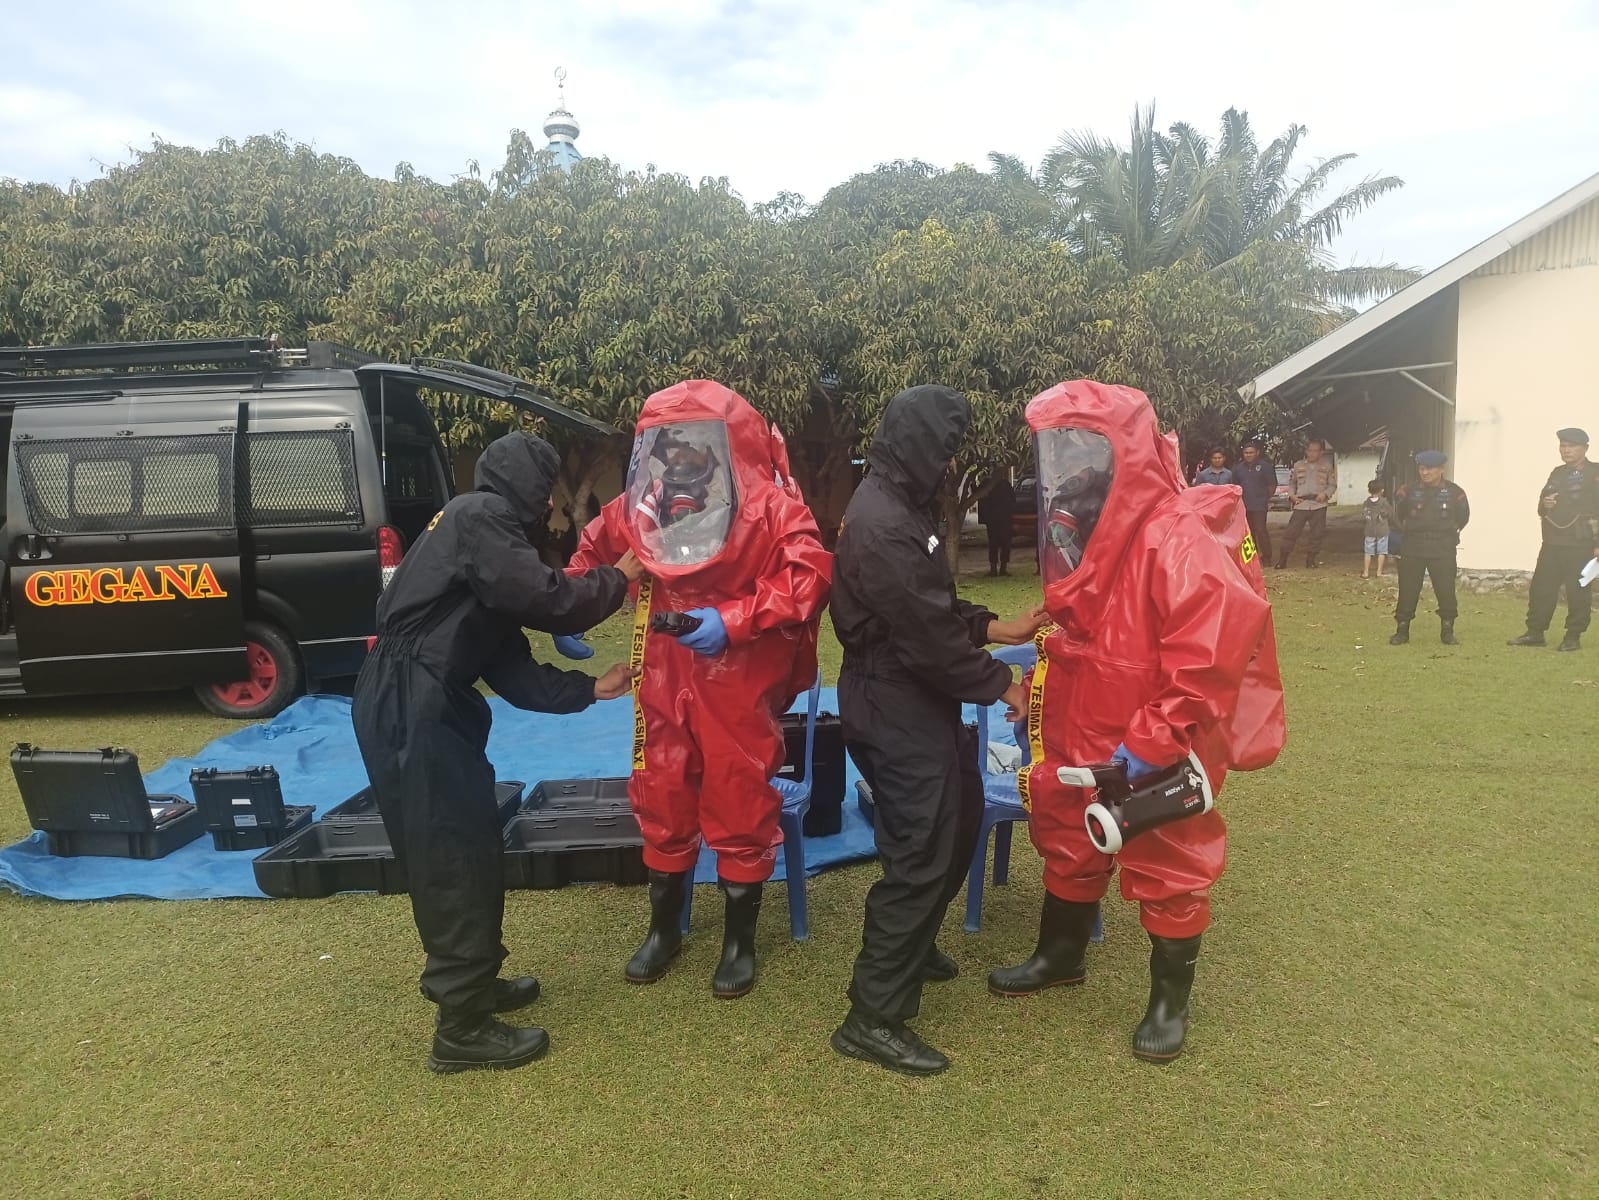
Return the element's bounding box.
[964,643,1103,945]
[680,670,822,942]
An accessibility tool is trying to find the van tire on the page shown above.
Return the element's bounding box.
[195,621,305,720]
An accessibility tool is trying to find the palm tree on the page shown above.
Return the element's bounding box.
[991,105,1419,307]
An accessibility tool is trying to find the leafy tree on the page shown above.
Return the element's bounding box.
[0,134,385,344]
[836,217,1108,567]
[993,105,1418,307]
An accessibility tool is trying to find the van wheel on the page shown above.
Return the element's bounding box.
[195,621,305,720]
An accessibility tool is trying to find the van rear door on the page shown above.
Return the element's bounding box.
[8,404,247,695]
[356,360,616,438]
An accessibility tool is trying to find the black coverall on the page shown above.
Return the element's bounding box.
[1393,479,1470,623]
[1524,462,1599,637]
[830,386,1013,1026]
[978,478,1016,571]
[352,434,627,1021]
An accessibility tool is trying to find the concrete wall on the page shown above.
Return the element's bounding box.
[1336,450,1383,506]
[1454,263,1599,571]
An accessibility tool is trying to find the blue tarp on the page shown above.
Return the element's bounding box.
[2,690,1016,902]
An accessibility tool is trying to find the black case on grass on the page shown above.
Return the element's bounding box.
[188,766,313,851]
[502,806,646,890]
[9,743,202,859]
[251,781,527,898]
[778,712,846,837]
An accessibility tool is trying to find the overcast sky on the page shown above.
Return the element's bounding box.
[5,0,1597,273]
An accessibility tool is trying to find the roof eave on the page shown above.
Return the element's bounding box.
[1239,170,1599,404]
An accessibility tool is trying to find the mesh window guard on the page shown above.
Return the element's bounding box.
[16,434,235,534]
[244,430,362,527]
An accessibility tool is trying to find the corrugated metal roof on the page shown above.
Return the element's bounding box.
[1240,170,1599,402]
[1472,194,1599,275]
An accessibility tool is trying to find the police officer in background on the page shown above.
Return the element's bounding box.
[1390,450,1470,646]
[1509,427,1599,652]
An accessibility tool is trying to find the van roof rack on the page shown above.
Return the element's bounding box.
[0,337,379,376]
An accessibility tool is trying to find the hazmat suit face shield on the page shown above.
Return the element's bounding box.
[625,421,737,569]
[1035,427,1114,584]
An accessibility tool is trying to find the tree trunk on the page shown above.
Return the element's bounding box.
[941,477,965,575]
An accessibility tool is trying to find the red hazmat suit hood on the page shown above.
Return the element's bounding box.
[626,379,785,581]
[1026,380,1184,631]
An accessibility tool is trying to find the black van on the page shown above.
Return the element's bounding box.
[0,337,606,718]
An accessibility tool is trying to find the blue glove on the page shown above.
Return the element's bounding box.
[677,608,728,656]
[1112,743,1161,781]
[553,632,594,660]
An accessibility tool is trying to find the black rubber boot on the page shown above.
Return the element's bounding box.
[428,1011,549,1074]
[1389,621,1410,646]
[1440,620,1458,646]
[1558,632,1582,652]
[624,870,688,984]
[711,880,762,999]
[1508,630,1546,647]
[831,1009,950,1077]
[492,975,540,1012]
[1132,933,1201,1063]
[987,895,1099,997]
[923,943,959,983]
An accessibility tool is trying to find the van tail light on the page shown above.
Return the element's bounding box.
[378,525,405,590]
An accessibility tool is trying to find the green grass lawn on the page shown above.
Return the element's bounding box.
[2,530,1596,1199]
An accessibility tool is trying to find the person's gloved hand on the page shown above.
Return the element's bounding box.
[553,632,594,660]
[1112,743,1160,781]
[678,608,728,656]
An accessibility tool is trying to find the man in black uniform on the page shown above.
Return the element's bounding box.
[1390,450,1470,646]
[977,474,1016,575]
[1234,441,1276,566]
[1509,427,1599,652]
[353,431,642,1074]
[829,385,1045,1076]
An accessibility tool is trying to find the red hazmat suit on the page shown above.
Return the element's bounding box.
[1017,381,1285,938]
[568,381,832,883]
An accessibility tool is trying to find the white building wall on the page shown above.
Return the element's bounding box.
[1454,262,1599,571]
[1335,450,1382,506]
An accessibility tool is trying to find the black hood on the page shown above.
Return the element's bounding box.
[474,432,561,527]
[867,385,971,506]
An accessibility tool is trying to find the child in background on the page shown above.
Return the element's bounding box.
[1362,479,1393,578]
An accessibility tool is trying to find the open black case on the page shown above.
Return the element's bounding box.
[188,766,313,851]
[10,744,203,859]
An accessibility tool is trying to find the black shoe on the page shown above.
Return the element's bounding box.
[1558,633,1582,652]
[1508,631,1546,647]
[923,944,959,983]
[987,567,998,577]
[492,975,540,1013]
[1305,560,1319,568]
[711,880,762,999]
[428,1014,549,1074]
[1000,565,1009,576]
[625,869,688,984]
[830,1011,949,1077]
[1440,620,1458,646]
[988,895,1098,997]
[1132,933,1201,1063]
[1272,559,1287,569]
[1390,621,1410,646]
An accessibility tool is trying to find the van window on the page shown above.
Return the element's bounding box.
[245,430,362,526]
[71,459,134,515]
[15,435,234,534]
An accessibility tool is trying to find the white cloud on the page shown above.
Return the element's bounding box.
[6,0,1597,268]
